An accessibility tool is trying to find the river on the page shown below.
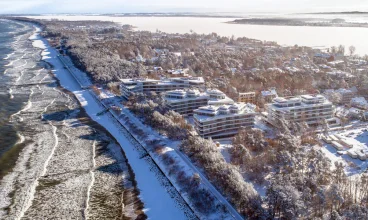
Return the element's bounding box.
[27,15,368,56]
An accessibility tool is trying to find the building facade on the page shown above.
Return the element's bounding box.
[238,92,256,104]
[351,97,368,110]
[267,94,335,126]
[164,89,234,115]
[193,103,256,139]
[261,88,278,103]
[337,88,355,105]
[120,77,205,99]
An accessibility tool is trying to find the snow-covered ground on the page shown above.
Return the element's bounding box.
[218,140,232,164]
[0,21,143,219]
[30,26,190,220]
[98,90,237,219]
[320,126,368,175]
[217,139,268,198]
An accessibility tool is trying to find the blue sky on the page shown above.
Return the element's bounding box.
[1,0,368,14]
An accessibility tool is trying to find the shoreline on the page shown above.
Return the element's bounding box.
[31,24,147,219]
[227,18,368,28]
[29,23,192,219]
[227,21,368,28]
[0,21,144,219]
[54,82,147,219]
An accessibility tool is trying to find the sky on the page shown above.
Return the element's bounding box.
[1,0,368,14]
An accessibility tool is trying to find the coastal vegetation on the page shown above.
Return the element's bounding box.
[12,17,368,219]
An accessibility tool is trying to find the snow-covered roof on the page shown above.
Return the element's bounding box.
[319,64,332,69]
[327,71,355,78]
[261,88,277,97]
[270,94,331,110]
[350,86,358,93]
[349,107,362,114]
[193,103,256,122]
[351,97,368,107]
[314,53,331,58]
[328,60,344,65]
[164,89,234,105]
[301,94,325,101]
[336,88,353,94]
[207,89,225,96]
[121,76,205,85]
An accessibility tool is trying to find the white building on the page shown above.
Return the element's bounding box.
[267,94,335,126]
[327,71,356,84]
[336,88,355,105]
[351,97,368,110]
[324,88,356,105]
[164,89,234,115]
[120,77,205,99]
[261,88,278,103]
[193,103,256,139]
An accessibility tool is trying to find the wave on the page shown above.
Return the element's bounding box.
[17,121,59,219]
[41,98,55,120]
[15,70,25,83]
[10,88,34,122]
[15,60,28,69]
[15,133,25,145]
[8,88,14,99]
[3,52,15,60]
[84,140,97,218]
[4,60,15,67]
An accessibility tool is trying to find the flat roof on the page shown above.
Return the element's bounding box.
[164,89,234,104]
[268,95,332,110]
[194,103,256,122]
[120,76,205,84]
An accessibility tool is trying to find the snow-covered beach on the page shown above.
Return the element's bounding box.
[0,21,144,219]
[29,25,192,219]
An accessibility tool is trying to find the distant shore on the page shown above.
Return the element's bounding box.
[227,18,368,28]
[299,11,368,15]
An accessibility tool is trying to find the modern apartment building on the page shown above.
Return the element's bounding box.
[120,77,205,99]
[336,88,355,105]
[164,89,234,115]
[238,92,256,104]
[351,97,368,110]
[267,94,335,126]
[193,103,256,139]
[261,88,278,103]
[327,71,357,84]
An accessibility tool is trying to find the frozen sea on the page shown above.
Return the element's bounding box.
[27,13,368,56]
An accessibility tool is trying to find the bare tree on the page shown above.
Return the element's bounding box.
[338,45,345,55]
[331,46,337,54]
[364,55,368,62]
[349,46,356,56]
